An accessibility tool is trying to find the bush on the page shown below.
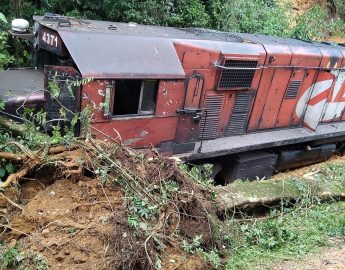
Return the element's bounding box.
[290,6,329,41]
[215,0,292,37]
[0,13,13,70]
[334,0,345,19]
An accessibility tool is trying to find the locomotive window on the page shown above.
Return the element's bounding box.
[113,79,158,116]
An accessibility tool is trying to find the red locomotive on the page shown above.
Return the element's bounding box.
[2,14,345,182]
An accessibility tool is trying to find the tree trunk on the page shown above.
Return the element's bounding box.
[216,177,345,211]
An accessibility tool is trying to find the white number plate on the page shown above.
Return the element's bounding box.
[42,31,58,48]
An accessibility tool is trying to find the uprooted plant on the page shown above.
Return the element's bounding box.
[0,83,221,269]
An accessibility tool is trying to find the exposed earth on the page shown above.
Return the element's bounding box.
[0,175,211,270]
[273,240,345,270]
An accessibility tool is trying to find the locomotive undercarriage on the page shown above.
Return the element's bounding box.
[182,122,345,183]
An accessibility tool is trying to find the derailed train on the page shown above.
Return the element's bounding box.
[2,14,345,183]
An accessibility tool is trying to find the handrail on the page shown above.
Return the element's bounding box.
[214,63,345,71]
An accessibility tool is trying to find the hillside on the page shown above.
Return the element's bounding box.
[289,0,345,42]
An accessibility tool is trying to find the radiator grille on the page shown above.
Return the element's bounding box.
[285,80,302,99]
[199,94,224,140]
[219,60,258,89]
[226,92,253,136]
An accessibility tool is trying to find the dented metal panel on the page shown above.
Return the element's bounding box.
[24,15,345,156]
[0,69,45,115]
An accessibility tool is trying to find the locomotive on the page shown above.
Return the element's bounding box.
[2,14,345,183]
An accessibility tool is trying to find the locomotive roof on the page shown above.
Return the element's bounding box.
[33,15,345,78]
[34,15,344,47]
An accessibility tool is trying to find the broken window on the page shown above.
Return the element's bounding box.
[113,79,158,116]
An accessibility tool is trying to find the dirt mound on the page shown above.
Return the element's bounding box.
[0,140,217,269]
[1,177,122,269]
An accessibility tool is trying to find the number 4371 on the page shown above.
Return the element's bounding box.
[42,32,58,47]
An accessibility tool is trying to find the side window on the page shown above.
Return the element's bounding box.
[113,79,158,116]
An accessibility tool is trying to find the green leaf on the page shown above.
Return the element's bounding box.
[0,167,5,179]
[0,13,7,24]
[5,163,14,174]
[0,99,5,111]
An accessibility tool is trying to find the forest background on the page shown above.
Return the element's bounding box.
[0,0,345,69]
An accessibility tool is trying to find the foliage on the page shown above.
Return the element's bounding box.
[0,12,30,69]
[225,201,345,269]
[216,0,292,37]
[224,161,345,270]
[0,246,24,269]
[165,0,210,27]
[0,12,7,24]
[0,12,13,70]
[0,246,49,270]
[0,99,14,183]
[8,38,32,68]
[329,18,345,38]
[0,0,344,70]
[334,0,345,19]
[182,234,203,254]
[291,6,329,41]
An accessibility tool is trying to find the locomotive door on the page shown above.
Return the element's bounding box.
[175,72,205,144]
[302,71,335,131]
[44,65,81,131]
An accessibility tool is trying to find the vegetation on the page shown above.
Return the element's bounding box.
[222,161,345,269]
[0,0,344,70]
[1,0,345,269]
[0,13,13,70]
[225,201,345,269]
[0,246,49,270]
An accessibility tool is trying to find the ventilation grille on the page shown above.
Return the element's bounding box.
[226,92,253,136]
[232,92,253,113]
[199,94,224,140]
[219,60,258,89]
[285,80,302,99]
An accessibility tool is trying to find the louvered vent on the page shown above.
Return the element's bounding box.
[226,92,253,136]
[219,60,258,89]
[285,80,302,99]
[199,94,224,140]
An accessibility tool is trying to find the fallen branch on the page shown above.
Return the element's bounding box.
[0,152,25,163]
[0,115,26,136]
[0,161,39,188]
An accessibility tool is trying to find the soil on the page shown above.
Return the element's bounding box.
[1,176,124,270]
[291,0,322,14]
[0,172,211,270]
[272,239,345,270]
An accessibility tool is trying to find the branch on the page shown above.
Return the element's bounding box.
[0,152,25,163]
[0,115,26,136]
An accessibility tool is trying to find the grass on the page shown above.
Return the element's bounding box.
[225,202,345,269]
[224,161,345,270]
